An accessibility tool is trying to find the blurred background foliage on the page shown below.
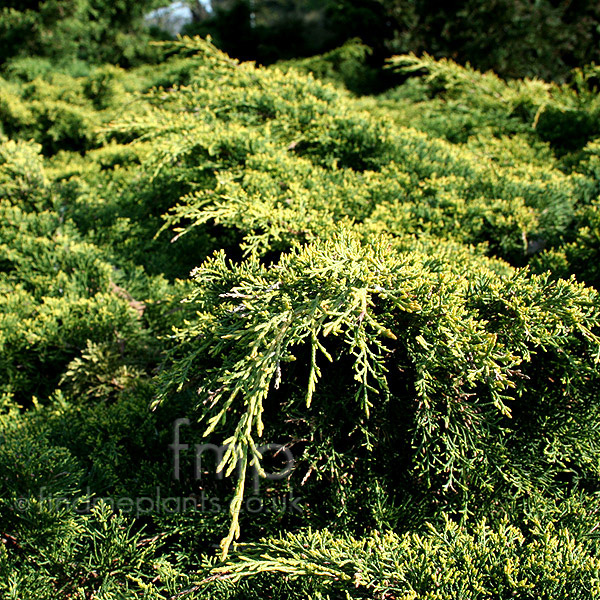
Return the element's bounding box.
[2,0,600,90]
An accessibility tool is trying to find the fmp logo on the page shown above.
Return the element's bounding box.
[169,418,295,493]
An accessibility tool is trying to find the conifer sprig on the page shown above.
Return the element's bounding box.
[157,232,600,555]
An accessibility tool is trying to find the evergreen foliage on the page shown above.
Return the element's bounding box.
[209,521,600,599]
[0,0,163,69]
[1,35,600,598]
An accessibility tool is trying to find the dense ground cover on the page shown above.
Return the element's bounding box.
[1,36,600,598]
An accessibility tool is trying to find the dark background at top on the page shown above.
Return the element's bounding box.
[2,0,600,90]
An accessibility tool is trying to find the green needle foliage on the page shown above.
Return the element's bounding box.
[2,35,600,598]
[207,521,600,599]
[158,231,600,557]
[384,53,600,152]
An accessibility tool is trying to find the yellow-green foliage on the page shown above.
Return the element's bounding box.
[276,38,375,94]
[159,231,600,557]
[2,37,600,599]
[210,520,600,599]
[0,75,99,153]
[382,54,600,152]
[101,38,595,276]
